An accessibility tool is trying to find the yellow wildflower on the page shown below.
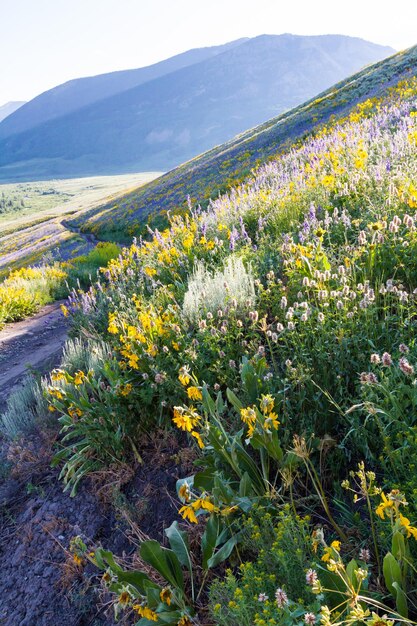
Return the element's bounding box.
[51,369,66,382]
[128,353,140,369]
[60,304,69,317]
[179,504,198,524]
[375,492,395,519]
[191,430,205,449]
[74,371,86,386]
[399,513,417,539]
[133,605,158,621]
[192,497,217,512]
[172,407,201,432]
[108,313,118,334]
[259,394,275,414]
[178,366,191,386]
[187,386,202,401]
[120,383,133,397]
[240,406,257,425]
[160,587,172,605]
[263,412,280,430]
[179,483,191,503]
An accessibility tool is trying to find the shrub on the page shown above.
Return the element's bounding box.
[0,374,50,438]
[182,255,255,323]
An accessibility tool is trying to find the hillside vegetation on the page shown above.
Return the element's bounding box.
[0,171,159,280]
[0,35,393,181]
[4,57,417,626]
[72,45,417,243]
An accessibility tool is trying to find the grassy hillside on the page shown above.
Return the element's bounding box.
[0,35,393,181]
[6,68,417,625]
[0,171,159,279]
[71,45,417,243]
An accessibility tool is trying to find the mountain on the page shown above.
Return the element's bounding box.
[0,34,394,181]
[0,39,247,140]
[0,101,26,124]
[69,43,416,242]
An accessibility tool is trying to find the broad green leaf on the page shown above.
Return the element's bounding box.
[165,521,194,599]
[140,540,184,593]
[207,530,244,569]
[392,531,406,561]
[202,386,216,417]
[226,388,243,412]
[346,559,358,588]
[194,468,215,491]
[383,552,402,595]
[392,581,408,618]
[239,472,253,497]
[202,514,221,570]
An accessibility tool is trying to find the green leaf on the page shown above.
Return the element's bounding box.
[383,552,402,595]
[165,522,194,599]
[215,391,225,415]
[140,540,184,594]
[392,531,406,561]
[239,472,253,497]
[202,514,222,570]
[346,559,358,588]
[207,530,243,569]
[193,468,215,491]
[226,388,243,412]
[119,570,156,593]
[318,565,346,608]
[202,386,216,417]
[392,581,408,618]
[95,548,123,572]
[145,585,162,609]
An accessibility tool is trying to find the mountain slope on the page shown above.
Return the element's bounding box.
[0,34,394,181]
[70,44,416,242]
[0,39,247,140]
[0,101,26,124]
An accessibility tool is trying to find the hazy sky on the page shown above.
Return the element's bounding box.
[1,0,417,103]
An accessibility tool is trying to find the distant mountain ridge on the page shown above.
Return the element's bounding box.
[0,34,395,181]
[0,39,247,140]
[0,101,26,124]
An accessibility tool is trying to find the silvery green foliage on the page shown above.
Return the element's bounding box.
[0,375,49,439]
[182,255,255,322]
[61,337,112,373]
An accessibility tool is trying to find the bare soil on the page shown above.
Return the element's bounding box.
[0,301,68,412]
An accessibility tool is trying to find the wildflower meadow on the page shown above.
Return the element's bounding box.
[4,71,417,626]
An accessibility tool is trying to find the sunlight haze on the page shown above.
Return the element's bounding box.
[1,0,416,102]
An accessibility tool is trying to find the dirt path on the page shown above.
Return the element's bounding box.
[0,301,68,412]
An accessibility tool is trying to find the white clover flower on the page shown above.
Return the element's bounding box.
[275,588,288,608]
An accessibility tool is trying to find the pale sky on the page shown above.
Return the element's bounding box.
[1,0,416,103]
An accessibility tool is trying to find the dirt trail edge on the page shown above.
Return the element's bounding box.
[0,301,68,411]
